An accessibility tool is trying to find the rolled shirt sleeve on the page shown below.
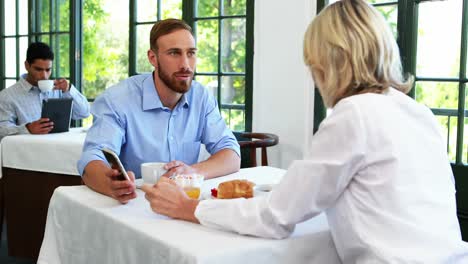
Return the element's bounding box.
[77,94,126,176]
[0,101,30,139]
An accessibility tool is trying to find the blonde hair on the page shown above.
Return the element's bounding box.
[303,0,413,107]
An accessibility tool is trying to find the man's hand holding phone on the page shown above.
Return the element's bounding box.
[106,168,137,204]
[102,148,137,204]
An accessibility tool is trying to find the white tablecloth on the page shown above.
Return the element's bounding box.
[0,127,211,179]
[38,166,340,264]
[0,128,87,178]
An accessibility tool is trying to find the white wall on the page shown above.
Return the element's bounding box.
[253,0,317,169]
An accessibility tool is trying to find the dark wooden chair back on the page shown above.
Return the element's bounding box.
[237,132,279,167]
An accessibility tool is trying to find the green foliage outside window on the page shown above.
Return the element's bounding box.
[194,0,247,131]
[29,0,250,131]
[82,0,129,99]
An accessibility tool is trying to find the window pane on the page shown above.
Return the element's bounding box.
[19,37,28,72]
[83,0,129,99]
[223,0,246,16]
[197,0,218,17]
[222,108,245,132]
[58,0,70,31]
[375,4,397,38]
[465,88,468,163]
[5,38,16,77]
[41,35,50,46]
[416,0,462,78]
[19,0,29,35]
[221,18,245,73]
[137,24,154,73]
[221,75,244,104]
[39,0,51,32]
[434,115,457,162]
[5,0,16,35]
[137,0,157,22]
[59,34,70,78]
[196,20,218,73]
[6,79,17,89]
[162,0,182,19]
[195,75,218,97]
[464,117,468,163]
[415,81,459,109]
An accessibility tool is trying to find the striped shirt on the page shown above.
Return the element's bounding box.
[0,75,90,139]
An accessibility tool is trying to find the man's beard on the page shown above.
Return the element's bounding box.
[157,61,193,94]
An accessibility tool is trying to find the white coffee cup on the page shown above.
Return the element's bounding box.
[38,80,54,92]
[141,162,167,184]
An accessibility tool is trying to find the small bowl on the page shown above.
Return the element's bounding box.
[172,174,204,199]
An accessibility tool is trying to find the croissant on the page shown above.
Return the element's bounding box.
[217,179,255,199]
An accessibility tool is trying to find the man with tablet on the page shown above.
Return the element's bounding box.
[0,42,90,139]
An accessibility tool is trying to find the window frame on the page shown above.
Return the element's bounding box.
[315,0,468,165]
[182,0,254,133]
[0,0,81,91]
[1,0,253,133]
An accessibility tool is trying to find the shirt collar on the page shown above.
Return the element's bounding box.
[142,73,190,111]
[19,74,37,92]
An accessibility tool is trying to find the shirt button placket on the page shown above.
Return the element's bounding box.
[168,113,176,161]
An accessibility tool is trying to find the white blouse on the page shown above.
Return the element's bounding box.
[195,88,468,263]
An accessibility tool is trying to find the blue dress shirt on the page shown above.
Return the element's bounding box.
[77,73,240,178]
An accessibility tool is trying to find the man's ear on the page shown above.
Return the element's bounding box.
[147,49,158,68]
[24,61,30,72]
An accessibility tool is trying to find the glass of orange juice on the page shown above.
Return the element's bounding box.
[172,174,204,199]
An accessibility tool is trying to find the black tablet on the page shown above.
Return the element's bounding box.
[41,98,73,133]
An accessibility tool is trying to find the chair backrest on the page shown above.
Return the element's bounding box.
[236,132,279,167]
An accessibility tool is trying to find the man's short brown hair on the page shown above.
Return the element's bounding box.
[150,19,193,52]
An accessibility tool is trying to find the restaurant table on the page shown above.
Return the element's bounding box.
[38,166,340,264]
[0,128,86,259]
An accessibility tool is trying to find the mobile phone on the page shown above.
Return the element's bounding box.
[102,148,130,181]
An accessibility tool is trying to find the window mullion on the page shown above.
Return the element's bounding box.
[217,1,222,111]
[34,0,40,41]
[397,0,418,98]
[0,0,5,91]
[71,0,82,91]
[455,0,468,164]
[53,0,60,78]
[129,0,137,76]
[15,0,20,79]
[157,0,161,20]
[313,0,327,134]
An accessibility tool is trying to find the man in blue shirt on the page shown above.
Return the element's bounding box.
[0,42,90,139]
[78,19,240,204]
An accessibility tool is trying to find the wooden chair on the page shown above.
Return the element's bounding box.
[237,132,279,167]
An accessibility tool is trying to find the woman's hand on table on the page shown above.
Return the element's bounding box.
[140,177,200,223]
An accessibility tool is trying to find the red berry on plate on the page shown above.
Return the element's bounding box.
[211,188,218,198]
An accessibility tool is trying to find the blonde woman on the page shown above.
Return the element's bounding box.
[141,0,468,262]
